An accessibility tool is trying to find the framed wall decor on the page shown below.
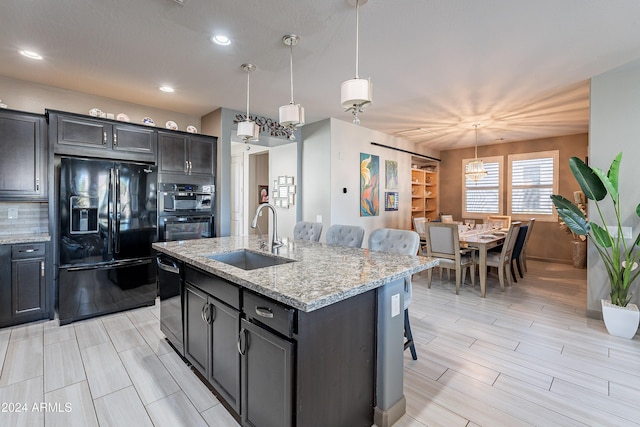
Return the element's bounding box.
[360,153,379,216]
[385,192,399,211]
[273,175,297,208]
[258,185,269,204]
[385,160,398,189]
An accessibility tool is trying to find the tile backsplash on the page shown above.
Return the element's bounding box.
[0,202,49,235]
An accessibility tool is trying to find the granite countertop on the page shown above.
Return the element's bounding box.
[0,233,51,245]
[153,235,438,312]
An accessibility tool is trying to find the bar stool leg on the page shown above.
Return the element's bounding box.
[404,309,417,360]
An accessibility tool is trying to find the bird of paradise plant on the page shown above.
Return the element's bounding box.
[551,153,640,307]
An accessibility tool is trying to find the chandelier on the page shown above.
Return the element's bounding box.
[465,124,487,182]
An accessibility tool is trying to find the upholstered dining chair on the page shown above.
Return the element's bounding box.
[412,217,427,252]
[368,228,420,360]
[486,221,521,291]
[325,224,365,248]
[293,221,323,242]
[487,215,511,229]
[510,225,529,282]
[423,222,475,294]
[440,214,454,224]
[519,218,536,273]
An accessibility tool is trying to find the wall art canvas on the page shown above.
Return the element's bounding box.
[385,192,399,211]
[360,153,379,216]
[385,160,398,189]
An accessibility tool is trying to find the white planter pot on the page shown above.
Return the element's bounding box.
[601,299,640,339]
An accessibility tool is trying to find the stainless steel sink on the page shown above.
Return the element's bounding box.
[207,250,295,270]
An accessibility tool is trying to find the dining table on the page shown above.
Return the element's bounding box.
[459,229,506,297]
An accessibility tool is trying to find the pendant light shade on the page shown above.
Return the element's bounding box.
[279,34,305,136]
[341,0,371,125]
[238,63,259,143]
[465,124,488,182]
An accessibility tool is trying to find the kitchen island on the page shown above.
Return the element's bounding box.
[153,235,437,427]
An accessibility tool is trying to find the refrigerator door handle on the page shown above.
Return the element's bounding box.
[107,167,114,256]
[114,167,121,254]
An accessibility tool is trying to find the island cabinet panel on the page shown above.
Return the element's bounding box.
[0,110,47,200]
[180,265,376,426]
[295,289,376,427]
[183,267,241,414]
[184,284,209,374]
[240,318,294,427]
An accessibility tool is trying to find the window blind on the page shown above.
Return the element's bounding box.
[510,156,554,214]
[465,161,500,213]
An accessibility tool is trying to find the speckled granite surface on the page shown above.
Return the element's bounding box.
[153,235,438,312]
[0,233,51,245]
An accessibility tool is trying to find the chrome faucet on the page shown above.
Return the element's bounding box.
[251,203,283,249]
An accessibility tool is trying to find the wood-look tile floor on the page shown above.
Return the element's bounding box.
[0,260,638,426]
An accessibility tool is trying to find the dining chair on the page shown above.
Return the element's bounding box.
[325,224,365,248]
[423,222,475,294]
[368,228,420,360]
[519,218,536,273]
[510,225,528,282]
[487,215,511,229]
[486,221,521,291]
[412,217,427,252]
[293,221,323,242]
[440,214,454,224]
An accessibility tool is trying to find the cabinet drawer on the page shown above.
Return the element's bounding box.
[185,266,240,310]
[12,243,46,259]
[244,291,296,338]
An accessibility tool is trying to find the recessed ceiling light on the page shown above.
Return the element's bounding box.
[19,50,43,60]
[159,86,175,93]
[210,34,231,46]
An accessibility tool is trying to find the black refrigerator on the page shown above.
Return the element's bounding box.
[58,157,158,324]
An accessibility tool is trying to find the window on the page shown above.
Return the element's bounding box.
[462,156,503,218]
[508,150,558,222]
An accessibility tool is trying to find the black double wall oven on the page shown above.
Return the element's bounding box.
[157,182,215,355]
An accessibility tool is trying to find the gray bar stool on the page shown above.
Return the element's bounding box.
[325,224,365,248]
[368,228,420,360]
[293,221,323,242]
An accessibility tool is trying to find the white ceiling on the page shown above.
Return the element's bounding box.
[2,0,640,151]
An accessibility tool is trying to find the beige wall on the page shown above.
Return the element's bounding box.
[439,133,589,264]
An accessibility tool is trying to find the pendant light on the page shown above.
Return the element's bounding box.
[237,63,259,143]
[465,124,488,182]
[340,0,372,125]
[279,34,305,140]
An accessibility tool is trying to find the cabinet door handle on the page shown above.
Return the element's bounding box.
[255,306,274,319]
[201,303,207,323]
[36,177,40,192]
[103,131,107,145]
[209,304,216,324]
[41,261,45,277]
[185,160,189,174]
[20,249,37,253]
[189,161,193,174]
[113,133,118,146]
[237,328,247,356]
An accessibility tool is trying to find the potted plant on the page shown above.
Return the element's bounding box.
[558,191,588,268]
[551,152,640,339]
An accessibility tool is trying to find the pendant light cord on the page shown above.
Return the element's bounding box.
[246,69,251,118]
[355,0,360,79]
[474,124,479,159]
[289,42,295,104]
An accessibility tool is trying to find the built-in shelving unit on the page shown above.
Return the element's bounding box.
[410,160,439,227]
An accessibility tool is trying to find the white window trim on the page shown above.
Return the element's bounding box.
[461,155,504,219]
[507,150,559,223]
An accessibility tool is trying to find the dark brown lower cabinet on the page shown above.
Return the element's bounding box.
[180,266,375,427]
[0,243,48,328]
[240,318,294,427]
[184,276,241,414]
